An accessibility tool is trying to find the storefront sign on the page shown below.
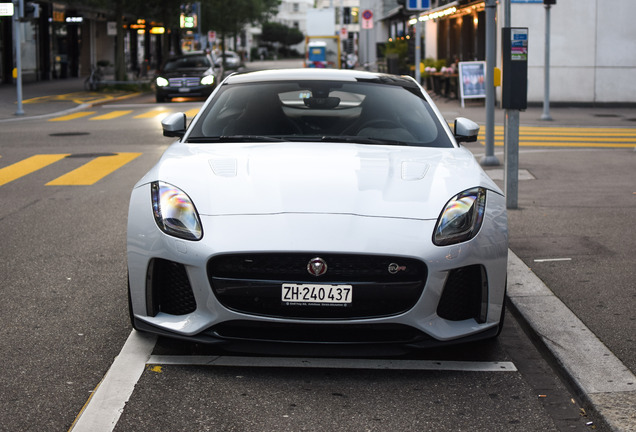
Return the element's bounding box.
[458,61,486,107]
[0,3,14,16]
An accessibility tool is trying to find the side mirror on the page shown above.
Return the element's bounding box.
[454,117,480,143]
[162,112,187,138]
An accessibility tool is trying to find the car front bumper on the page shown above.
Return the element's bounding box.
[127,183,508,346]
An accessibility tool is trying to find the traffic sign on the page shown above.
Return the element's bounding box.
[406,0,430,10]
[361,9,373,29]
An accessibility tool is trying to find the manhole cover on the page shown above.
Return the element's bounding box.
[49,132,90,137]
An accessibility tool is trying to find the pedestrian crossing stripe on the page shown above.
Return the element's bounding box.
[0,154,70,186]
[47,152,142,185]
[48,112,96,122]
[48,108,200,122]
[89,110,133,120]
[0,152,141,187]
[133,109,170,119]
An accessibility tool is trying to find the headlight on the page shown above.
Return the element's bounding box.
[156,77,169,87]
[151,181,202,240]
[200,75,215,86]
[433,187,486,246]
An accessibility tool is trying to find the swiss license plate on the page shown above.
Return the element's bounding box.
[282,284,352,305]
[178,87,190,92]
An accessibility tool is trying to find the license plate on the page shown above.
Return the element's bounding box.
[179,87,190,93]
[282,284,352,305]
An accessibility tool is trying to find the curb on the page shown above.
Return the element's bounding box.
[0,91,144,123]
[507,251,636,431]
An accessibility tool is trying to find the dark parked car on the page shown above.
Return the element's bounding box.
[155,52,222,103]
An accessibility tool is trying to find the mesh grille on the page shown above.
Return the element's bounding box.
[437,265,486,322]
[149,259,196,316]
[209,253,425,282]
[207,253,427,319]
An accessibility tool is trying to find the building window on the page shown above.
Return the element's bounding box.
[293,3,299,13]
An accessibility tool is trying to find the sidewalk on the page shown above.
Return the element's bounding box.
[1,73,635,431]
[0,77,142,122]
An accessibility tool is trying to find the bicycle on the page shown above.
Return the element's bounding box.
[84,65,104,91]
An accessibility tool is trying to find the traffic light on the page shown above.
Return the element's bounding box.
[180,3,197,29]
[20,2,40,20]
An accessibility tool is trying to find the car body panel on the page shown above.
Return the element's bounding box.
[128,68,508,349]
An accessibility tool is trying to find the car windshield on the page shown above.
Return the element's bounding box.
[163,55,210,71]
[188,79,453,148]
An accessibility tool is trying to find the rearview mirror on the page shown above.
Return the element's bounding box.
[454,117,480,143]
[162,112,187,138]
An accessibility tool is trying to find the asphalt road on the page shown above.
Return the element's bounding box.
[0,97,603,431]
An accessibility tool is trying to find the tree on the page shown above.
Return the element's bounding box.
[200,0,280,64]
[261,22,304,55]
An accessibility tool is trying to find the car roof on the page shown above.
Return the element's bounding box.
[224,68,418,87]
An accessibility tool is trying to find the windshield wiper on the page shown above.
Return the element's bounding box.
[187,135,287,143]
[317,135,409,146]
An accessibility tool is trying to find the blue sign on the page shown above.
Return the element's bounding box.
[407,0,430,10]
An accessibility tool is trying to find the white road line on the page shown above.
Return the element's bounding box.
[69,330,157,432]
[533,258,572,263]
[147,355,517,372]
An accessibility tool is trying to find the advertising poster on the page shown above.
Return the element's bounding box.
[458,61,486,107]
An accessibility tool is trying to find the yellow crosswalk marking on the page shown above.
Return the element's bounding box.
[134,109,169,119]
[48,112,96,122]
[184,108,200,118]
[89,110,133,120]
[0,154,70,186]
[46,152,142,186]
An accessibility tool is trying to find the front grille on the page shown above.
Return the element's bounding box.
[437,265,487,323]
[207,321,429,344]
[207,253,427,319]
[146,258,196,316]
[168,77,200,87]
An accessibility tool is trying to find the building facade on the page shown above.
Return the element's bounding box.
[398,0,636,104]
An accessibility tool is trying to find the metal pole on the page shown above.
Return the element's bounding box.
[481,0,499,166]
[502,0,519,209]
[13,0,24,116]
[540,3,552,121]
[415,14,421,84]
[504,109,519,209]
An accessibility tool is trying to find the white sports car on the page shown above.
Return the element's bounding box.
[127,68,508,350]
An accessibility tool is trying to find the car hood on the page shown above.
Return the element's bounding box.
[140,142,501,220]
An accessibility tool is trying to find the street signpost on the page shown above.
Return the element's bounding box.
[406,0,430,10]
[361,9,373,69]
[13,0,24,116]
[404,1,430,84]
